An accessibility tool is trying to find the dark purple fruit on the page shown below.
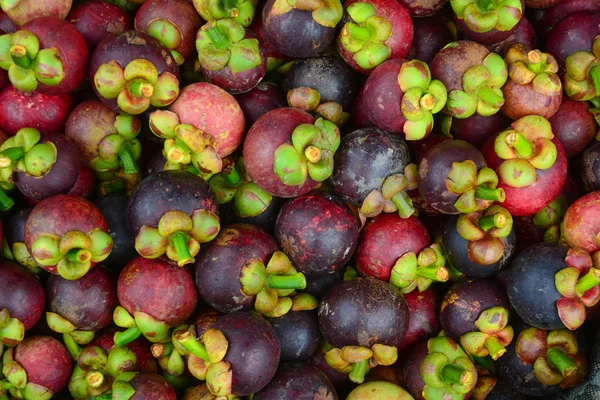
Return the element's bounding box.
[304,268,343,299]
[269,310,320,362]
[408,16,457,64]
[549,96,597,158]
[396,288,439,353]
[4,207,37,272]
[442,112,511,149]
[485,17,536,56]
[94,194,137,269]
[234,81,286,127]
[545,10,600,70]
[582,142,600,192]
[68,0,133,50]
[253,362,338,399]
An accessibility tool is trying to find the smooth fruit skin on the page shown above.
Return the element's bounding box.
[243,107,317,198]
[269,310,321,362]
[252,362,338,399]
[274,191,359,276]
[402,340,428,400]
[235,81,286,127]
[430,40,490,92]
[446,113,511,149]
[47,264,117,331]
[396,288,439,353]
[194,224,278,313]
[0,85,73,135]
[212,312,281,395]
[318,277,409,348]
[507,243,567,330]
[486,17,536,56]
[118,256,198,326]
[169,83,245,158]
[482,136,567,217]
[486,382,528,400]
[549,96,597,158]
[357,213,430,282]
[535,0,600,37]
[0,259,45,330]
[13,336,72,394]
[129,373,177,400]
[545,10,600,70]
[68,0,133,50]
[1,0,72,26]
[562,191,600,254]
[94,194,137,269]
[408,16,456,63]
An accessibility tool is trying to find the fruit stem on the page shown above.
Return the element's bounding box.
[118,147,139,175]
[86,371,105,389]
[485,336,507,360]
[129,80,154,99]
[391,191,415,219]
[305,145,321,163]
[477,86,503,107]
[223,165,242,186]
[589,64,600,95]
[114,327,142,347]
[89,394,112,400]
[547,347,577,378]
[10,45,31,69]
[63,332,82,360]
[478,213,506,231]
[575,268,600,296]
[266,272,307,290]
[475,185,505,202]
[346,23,372,42]
[222,0,237,12]
[348,359,369,384]
[1,380,13,389]
[472,355,495,373]
[206,27,230,50]
[0,146,25,167]
[176,330,210,362]
[441,364,472,385]
[505,132,533,158]
[589,96,600,108]
[0,187,14,211]
[476,0,495,11]
[169,231,194,267]
[416,265,448,282]
[66,248,92,264]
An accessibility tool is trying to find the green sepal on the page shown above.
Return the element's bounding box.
[134,312,170,343]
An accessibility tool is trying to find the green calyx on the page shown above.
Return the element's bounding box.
[93,58,180,115]
[270,0,343,28]
[149,110,223,180]
[287,87,349,126]
[45,312,95,359]
[1,348,54,400]
[89,114,142,176]
[0,186,14,211]
[420,336,478,400]
[151,325,197,377]
[113,306,170,346]
[10,242,39,274]
[30,228,113,280]
[0,128,56,184]
[533,195,568,229]
[0,309,24,347]
[445,160,506,214]
[239,251,307,317]
[460,306,514,360]
[398,60,448,140]
[516,327,581,386]
[564,36,600,102]
[0,30,64,92]
[505,44,561,96]
[174,325,233,397]
[338,2,391,71]
[446,53,507,118]
[134,209,220,267]
[325,344,398,384]
[450,0,522,34]
[147,19,184,66]
[494,115,557,188]
[390,243,449,294]
[273,118,340,187]
[196,19,262,75]
[456,206,512,265]
[193,0,257,27]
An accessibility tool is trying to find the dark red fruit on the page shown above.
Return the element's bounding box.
[408,16,457,63]
[275,191,358,276]
[443,112,511,149]
[549,96,597,158]
[545,10,600,70]
[253,362,338,399]
[0,85,73,135]
[68,0,133,50]
[126,372,177,400]
[562,190,600,254]
[350,84,374,128]
[235,81,286,127]
[398,0,445,16]
[396,288,439,353]
[486,17,536,56]
[534,0,600,38]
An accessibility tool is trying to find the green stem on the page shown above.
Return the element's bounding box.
[118,147,139,175]
[348,359,369,384]
[416,265,447,282]
[477,86,503,107]
[206,27,230,50]
[391,191,415,219]
[441,364,470,384]
[114,327,142,347]
[346,23,372,42]
[10,46,31,70]
[475,185,505,201]
[128,80,154,98]
[63,332,82,360]
[176,332,210,362]
[575,268,600,296]
[66,248,92,264]
[478,213,506,231]
[484,336,507,360]
[589,96,600,108]
[547,347,577,378]
[476,0,495,11]
[89,394,113,400]
[0,147,25,167]
[505,132,533,158]
[0,187,14,211]
[1,381,14,390]
[169,231,194,266]
[223,165,242,186]
[589,64,600,95]
[265,273,306,290]
[472,355,495,373]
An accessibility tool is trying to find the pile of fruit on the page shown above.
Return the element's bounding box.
[1,0,600,398]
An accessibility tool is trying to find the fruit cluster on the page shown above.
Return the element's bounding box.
[0,0,599,399]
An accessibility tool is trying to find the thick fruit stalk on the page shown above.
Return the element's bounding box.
[239,251,307,317]
[0,346,54,400]
[113,307,170,347]
[269,0,343,28]
[460,306,514,360]
[390,243,449,293]
[134,209,220,267]
[360,164,418,219]
[338,2,392,71]
[325,343,398,384]
[494,115,557,188]
[445,160,505,213]
[446,52,508,118]
[196,19,262,74]
[563,36,600,102]
[504,44,561,97]
[93,58,180,115]
[150,110,223,180]
[398,60,447,141]
[0,30,64,92]
[450,0,522,34]
[420,336,478,400]
[273,118,340,187]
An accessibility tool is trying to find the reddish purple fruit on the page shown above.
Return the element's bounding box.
[549,96,597,158]
[486,17,536,56]
[562,190,600,254]
[534,0,600,38]
[442,112,511,149]
[253,362,338,399]
[274,191,359,276]
[0,0,72,26]
[545,10,600,70]
[408,16,457,64]
[451,0,524,45]
[124,372,177,400]
[396,288,439,353]
[68,0,133,50]
[582,143,600,192]
[235,81,286,127]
